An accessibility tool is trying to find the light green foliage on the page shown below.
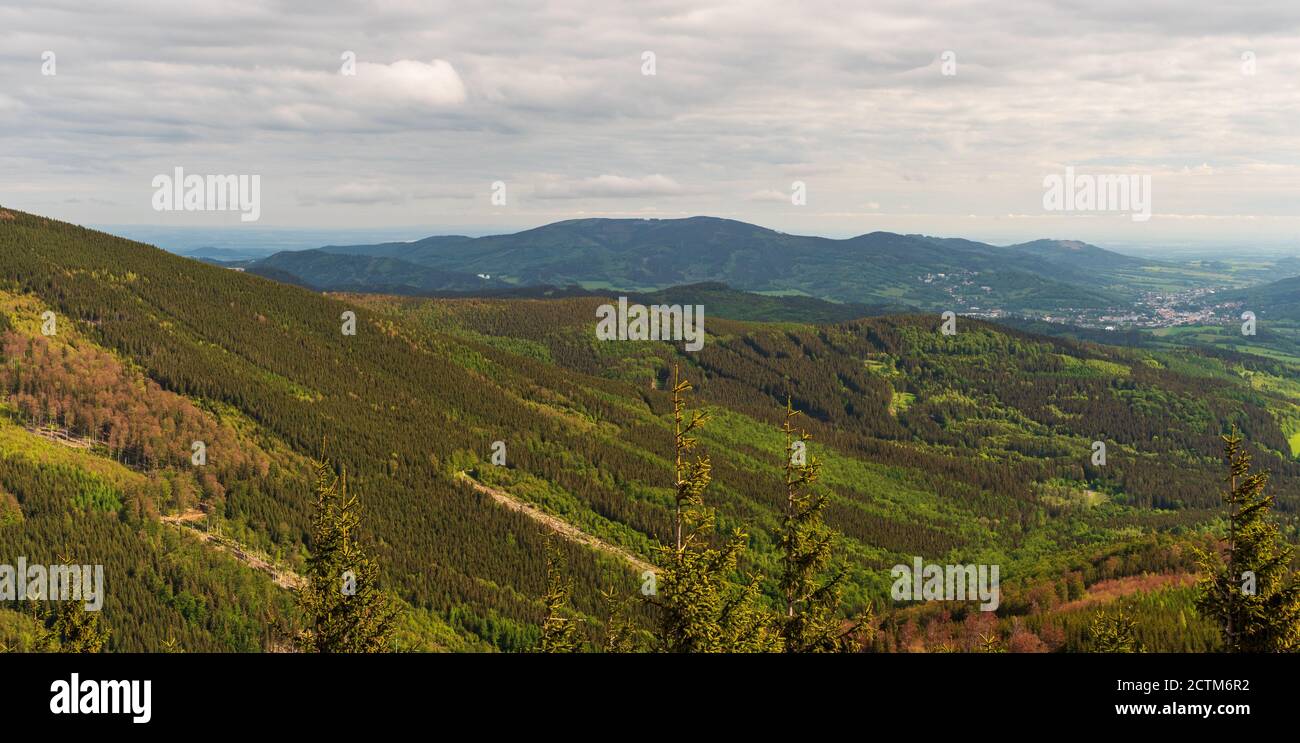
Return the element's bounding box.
[648,369,778,653]
[1195,428,1300,652]
[296,456,401,653]
[1088,606,1144,653]
[777,398,866,652]
[536,541,584,653]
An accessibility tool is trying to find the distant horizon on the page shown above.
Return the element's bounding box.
[9,2,1300,251]
[85,215,1300,260]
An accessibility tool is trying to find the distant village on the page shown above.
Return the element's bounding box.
[926,271,1241,330]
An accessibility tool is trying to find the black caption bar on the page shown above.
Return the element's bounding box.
[0,652,1287,732]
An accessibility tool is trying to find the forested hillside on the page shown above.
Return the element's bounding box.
[249,249,510,295]
[1,207,1296,652]
[292,216,1150,310]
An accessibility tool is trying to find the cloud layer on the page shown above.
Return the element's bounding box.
[1,0,1298,246]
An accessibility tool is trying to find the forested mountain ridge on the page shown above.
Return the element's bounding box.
[1224,275,1300,319]
[0,207,639,650]
[249,249,510,295]
[275,216,1161,310]
[1,207,1296,652]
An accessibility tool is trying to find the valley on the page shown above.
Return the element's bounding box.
[1,207,1297,653]
[236,217,1300,348]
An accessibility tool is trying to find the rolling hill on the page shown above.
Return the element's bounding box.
[278,217,1159,311]
[1,206,1297,653]
[1225,274,1300,319]
[1004,239,1150,270]
[248,249,509,294]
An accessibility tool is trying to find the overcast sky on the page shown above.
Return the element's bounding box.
[2,0,1299,248]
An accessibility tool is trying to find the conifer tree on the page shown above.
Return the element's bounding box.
[776,397,865,652]
[27,552,110,653]
[297,455,400,653]
[34,599,109,653]
[978,632,1004,653]
[537,540,583,652]
[600,584,643,653]
[1195,428,1300,652]
[648,367,777,653]
[1088,606,1143,653]
[670,366,711,554]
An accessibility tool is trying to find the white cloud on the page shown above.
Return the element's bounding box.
[746,189,789,203]
[533,174,685,199]
[0,0,1298,244]
[304,183,406,205]
[353,59,467,107]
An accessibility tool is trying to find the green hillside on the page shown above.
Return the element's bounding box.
[2,207,1297,652]
[250,249,510,294]
[1225,275,1300,318]
[304,217,1145,311]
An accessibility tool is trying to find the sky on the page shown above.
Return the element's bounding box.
[2,0,1300,250]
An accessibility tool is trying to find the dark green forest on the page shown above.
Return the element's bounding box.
[1,207,1298,652]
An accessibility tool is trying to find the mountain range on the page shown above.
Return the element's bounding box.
[242,217,1166,311]
[2,206,1298,653]
[1226,275,1300,319]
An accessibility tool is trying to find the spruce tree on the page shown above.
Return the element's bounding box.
[160,632,184,653]
[297,456,400,653]
[648,367,777,653]
[776,397,865,652]
[600,584,642,652]
[1195,428,1300,652]
[28,552,110,653]
[1088,606,1143,653]
[537,540,583,652]
[35,599,109,653]
[978,632,1004,653]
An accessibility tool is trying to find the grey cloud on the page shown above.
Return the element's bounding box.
[301,182,406,206]
[0,0,1296,244]
[533,174,686,199]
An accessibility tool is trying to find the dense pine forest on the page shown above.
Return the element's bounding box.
[1,207,1298,652]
